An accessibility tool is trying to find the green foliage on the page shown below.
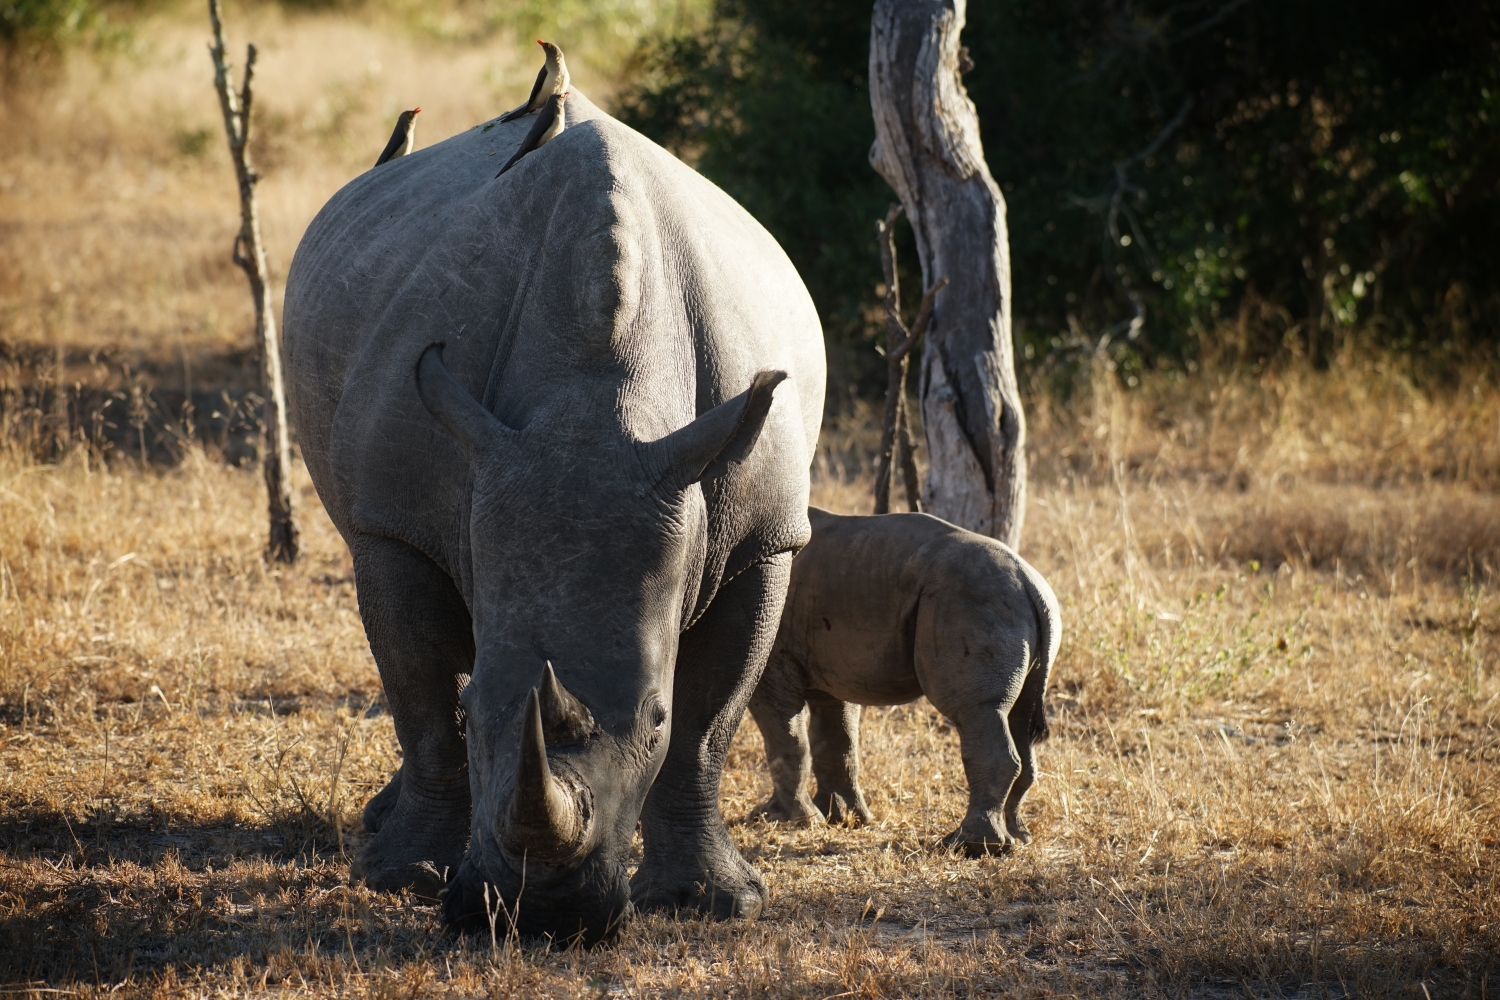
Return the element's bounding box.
[619,0,893,357]
[618,0,1500,373]
[389,0,711,72]
[1,0,96,52]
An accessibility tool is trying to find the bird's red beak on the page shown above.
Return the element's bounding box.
[413,107,422,115]
[537,39,545,46]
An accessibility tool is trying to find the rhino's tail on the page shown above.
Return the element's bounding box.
[1017,556,1061,746]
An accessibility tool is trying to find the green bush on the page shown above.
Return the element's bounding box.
[1,0,96,52]
[618,0,1500,377]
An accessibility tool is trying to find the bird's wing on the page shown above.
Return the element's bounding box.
[373,120,407,167]
[498,65,549,123]
[495,100,557,177]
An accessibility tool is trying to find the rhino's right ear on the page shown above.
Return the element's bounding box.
[639,369,788,493]
[416,343,519,456]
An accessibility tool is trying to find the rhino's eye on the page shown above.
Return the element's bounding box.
[643,698,668,746]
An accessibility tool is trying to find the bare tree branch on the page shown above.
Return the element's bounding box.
[873,204,946,515]
[208,0,297,563]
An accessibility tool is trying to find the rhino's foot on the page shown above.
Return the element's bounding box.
[361,767,403,834]
[351,858,449,898]
[1005,813,1033,846]
[751,794,824,826]
[815,790,873,827]
[941,814,1019,858]
[630,849,768,921]
[350,791,468,900]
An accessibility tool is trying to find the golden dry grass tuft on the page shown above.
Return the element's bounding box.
[2,11,1499,997]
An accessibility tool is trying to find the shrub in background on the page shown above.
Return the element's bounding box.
[618,0,1500,387]
[2,0,98,55]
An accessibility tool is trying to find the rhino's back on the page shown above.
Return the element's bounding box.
[283,95,824,577]
[788,510,1046,704]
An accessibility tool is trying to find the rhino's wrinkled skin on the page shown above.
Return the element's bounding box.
[749,508,1059,854]
[281,93,824,943]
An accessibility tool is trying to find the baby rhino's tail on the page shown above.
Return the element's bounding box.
[1016,556,1061,745]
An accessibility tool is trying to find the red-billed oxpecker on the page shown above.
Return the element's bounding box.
[499,40,570,123]
[374,107,421,167]
[496,91,567,177]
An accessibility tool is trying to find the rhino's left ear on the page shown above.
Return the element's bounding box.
[640,370,788,493]
[416,342,521,458]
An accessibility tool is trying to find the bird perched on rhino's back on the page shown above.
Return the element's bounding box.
[499,40,568,123]
[374,107,421,167]
[496,91,567,177]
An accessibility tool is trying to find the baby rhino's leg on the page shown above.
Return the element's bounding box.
[748,652,823,825]
[808,693,872,825]
[1002,667,1048,844]
[942,700,1024,856]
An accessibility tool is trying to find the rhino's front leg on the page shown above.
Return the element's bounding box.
[361,762,402,833]
[634,554,792,920]
[348,536,474,898]
[748,650,823,825]
[808,695,872,825]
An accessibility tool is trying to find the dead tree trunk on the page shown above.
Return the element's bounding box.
[868,0,1026,547]
[873,203,945,515]
[208,0,297,563]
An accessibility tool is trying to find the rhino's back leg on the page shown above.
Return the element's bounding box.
[807,694,871,825]
[747,650,823,825]
[917,604,1033,856]
[348,535,474,898]
[1001,664,1049,844]
[633,553,792,921]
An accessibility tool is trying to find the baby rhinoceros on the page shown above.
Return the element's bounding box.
[749,507,1060,855]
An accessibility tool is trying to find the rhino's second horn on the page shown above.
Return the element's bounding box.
[539,662,595,745]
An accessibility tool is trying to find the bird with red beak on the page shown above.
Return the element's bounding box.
[498,40,569,123]
[374,107,421,167]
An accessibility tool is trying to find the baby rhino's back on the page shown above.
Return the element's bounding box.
[783,508,1041,708]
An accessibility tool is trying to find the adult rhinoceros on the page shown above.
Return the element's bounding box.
[281,93,824,943]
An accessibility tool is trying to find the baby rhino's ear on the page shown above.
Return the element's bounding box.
[639,370,788,493]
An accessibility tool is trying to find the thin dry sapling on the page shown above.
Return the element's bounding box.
[873,203,946,515]
[207,0,297,562]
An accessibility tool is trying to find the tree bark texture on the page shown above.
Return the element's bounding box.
[868,0,1026,547]
[209,0,298,563]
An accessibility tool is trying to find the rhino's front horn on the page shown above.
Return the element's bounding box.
[509,688,587,858]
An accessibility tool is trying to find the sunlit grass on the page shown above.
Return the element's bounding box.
[2,365,1496,995]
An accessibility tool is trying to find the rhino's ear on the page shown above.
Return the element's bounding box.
[640,370,788,493]
[416,343,519,456]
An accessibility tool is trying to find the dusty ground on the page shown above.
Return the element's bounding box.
[2,6,1499,997]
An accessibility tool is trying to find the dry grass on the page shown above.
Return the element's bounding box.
[1,359,1496,997]
[0,1,623,377]
[2,11,1499,997]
